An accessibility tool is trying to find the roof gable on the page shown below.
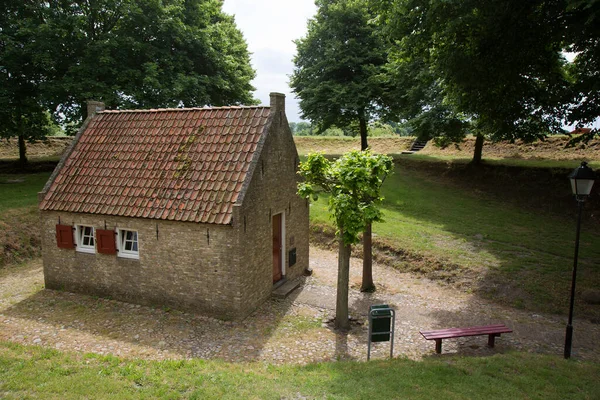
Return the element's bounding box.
[39,106,272,224]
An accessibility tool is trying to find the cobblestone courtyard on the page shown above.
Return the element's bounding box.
[1,247,598,364]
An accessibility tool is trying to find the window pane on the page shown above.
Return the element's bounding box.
[132,242,138,251]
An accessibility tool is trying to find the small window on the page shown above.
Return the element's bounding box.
[117,229,139,259]
[75,225,95,253]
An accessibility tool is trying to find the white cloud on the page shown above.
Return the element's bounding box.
[222,0,316,122]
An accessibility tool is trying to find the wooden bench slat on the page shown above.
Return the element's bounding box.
[420,325,512,340]
[421,330,511,340]
[419,324,512,354]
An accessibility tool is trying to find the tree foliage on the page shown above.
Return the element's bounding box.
[381,0,568,154]
[0,0,256,150]
[564,0,600,141]
[291,0,391,150]
[0,0,55,163]
[297,150,393,329]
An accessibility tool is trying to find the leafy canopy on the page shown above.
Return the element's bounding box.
[297,150,393,245]
[290,0,390,135]
[376,0,570,144]
[1,0,256,133]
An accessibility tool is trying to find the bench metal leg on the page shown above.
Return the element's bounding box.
[488,333,500,348]
[435,339,442,354]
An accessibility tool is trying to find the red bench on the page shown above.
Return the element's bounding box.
[420,324,512,354]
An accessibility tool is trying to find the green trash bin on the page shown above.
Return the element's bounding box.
[369,304,392,342]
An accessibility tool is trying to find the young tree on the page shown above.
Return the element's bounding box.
[297,150,393,330]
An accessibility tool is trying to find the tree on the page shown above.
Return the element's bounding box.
[292,0,394,291]
[291,0,390,150]
[375,0,571,163]
[297,150,393,330]
[564,0,600,141]
[0,0,256,157]
[0,0,54,164]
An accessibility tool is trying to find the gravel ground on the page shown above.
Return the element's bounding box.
[1,248,598,364]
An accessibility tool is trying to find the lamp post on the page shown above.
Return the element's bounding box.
[564,161,595,359]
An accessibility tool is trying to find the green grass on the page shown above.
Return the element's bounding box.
[1,342,598,399]
[0,172,52,212]
[309,163,600,315]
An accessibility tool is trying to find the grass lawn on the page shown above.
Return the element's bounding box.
[309,162,600,316]
[0,172,52,212]
[1,164,599,398]
[1,342,599,399]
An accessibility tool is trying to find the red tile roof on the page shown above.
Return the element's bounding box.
[40,106,272,224]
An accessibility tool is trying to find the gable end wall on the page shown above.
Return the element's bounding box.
[231,106,310,316]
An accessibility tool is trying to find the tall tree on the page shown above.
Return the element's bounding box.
[1,0,256,150]
[376,0,571,162]
[565,0,600,140]
[0,0,53,164]
[298,150,393,330]
[291,0,392,291]
[291,0,390,149]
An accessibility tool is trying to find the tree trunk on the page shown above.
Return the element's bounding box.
[361,222,375,292]
[359,115,368,151]
[472,134,484,164]
[18,134,27,166]
[358,114,374,292]
[335,234,352,331]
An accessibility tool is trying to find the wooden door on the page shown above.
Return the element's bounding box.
[272,213,282,283]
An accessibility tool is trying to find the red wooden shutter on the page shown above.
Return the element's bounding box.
[96,229,117,254]
[55,224,75,249]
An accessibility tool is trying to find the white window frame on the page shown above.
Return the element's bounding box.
[75,225,95,254]
[117,229,139,259]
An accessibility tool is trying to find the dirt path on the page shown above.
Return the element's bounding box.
[1,249,598,364]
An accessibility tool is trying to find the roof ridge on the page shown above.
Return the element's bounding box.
[101,105,270,114]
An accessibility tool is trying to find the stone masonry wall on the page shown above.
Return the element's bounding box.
[40,211,244,319]
[232,102,310,317]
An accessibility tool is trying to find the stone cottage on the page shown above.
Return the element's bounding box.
[38,93,309,319]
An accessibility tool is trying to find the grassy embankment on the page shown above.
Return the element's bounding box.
[296,136,600,317]
[308,161,600,318]
[1,342,599,399]
[0,172,51,267]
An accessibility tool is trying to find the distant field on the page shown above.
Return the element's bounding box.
[0,137,70,162]
[1,134,597,166]
[294,135,600,166]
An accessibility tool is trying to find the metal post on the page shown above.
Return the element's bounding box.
[389,309,395,358]
[367,315,373,361]
[564,200,583,359]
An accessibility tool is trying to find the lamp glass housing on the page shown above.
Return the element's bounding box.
[570,178,594,196]
[569,162,595,197]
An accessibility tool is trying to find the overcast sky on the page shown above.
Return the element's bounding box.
[222,0,317,122]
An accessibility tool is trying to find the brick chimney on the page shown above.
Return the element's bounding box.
[270,92,285,110]
[86,100,105,119]
[269,92,286,126]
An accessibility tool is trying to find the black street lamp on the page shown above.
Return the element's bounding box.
[564,161,596,359]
